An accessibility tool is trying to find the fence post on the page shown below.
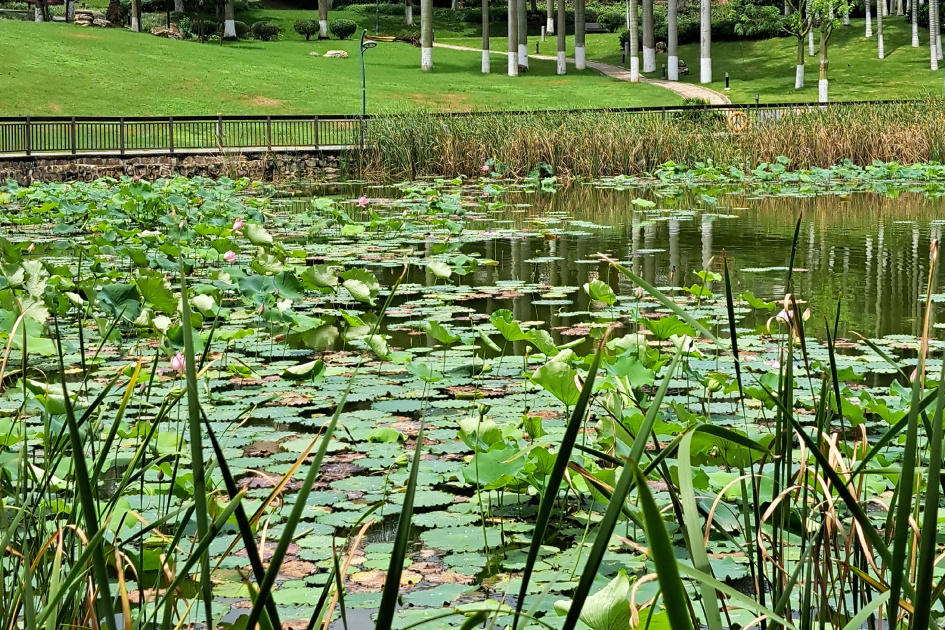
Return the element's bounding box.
[314,116,319,148]
[168,117,174,154]
[120,118,125,156]
[70,117,77,155]
[217,114,224,148]
[266,116,272,150]
[25,116,31,156]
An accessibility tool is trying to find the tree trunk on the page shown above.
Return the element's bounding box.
[642,0,654,72]
[318,0,328,38]
[66,0,75,21]
[896,0,903,15]
[795,35,804,88]
[131,0,141,30]
[405,0,413,26]
[877,0,884,57]
[865,0,872,37]
[575,0,585,69]
[843,4,849,24]
[699,0,710,82]
[223,0,236,38]
[421,0,433,70]
[34,1,43,21]
[546,0,554,34]
[629,0,640,80]
[174,0,183,13]
[912,0,919,46]
[508,0,519,75]
[481,0,489,72]
[819,27,828,103]
[530,0,536,12]
[451,0,458,10]
[667,0,678,79]
[106,0,122,24]
[932,0,939,69]
[556,0,565,73]
[808,28,814,54]
[784,0,790,15]
[518,0,528,69]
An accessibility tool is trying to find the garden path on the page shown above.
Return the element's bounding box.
[432,42,732,105]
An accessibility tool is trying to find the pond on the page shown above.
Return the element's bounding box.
[1,166,944,630]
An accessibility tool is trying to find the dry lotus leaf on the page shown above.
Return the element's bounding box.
[349,568,422,590]
[409,562,475,585]
[279,559,319,579]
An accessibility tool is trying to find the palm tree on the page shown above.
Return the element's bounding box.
[642,0,655,72]
[518,0,529,70]
[932,0,942,68]
[481,0,489,72]
[877,0,884,56]
[629,0,640,80]
[667,0,678,79]
[405,0,414,26]
[699,0,711,82]
[223,0,236,38]
[556,0,565,73]
[131,0,142,30]
[546,0,554,33]
[318,0,328,38]
[912,0,918,46]
[575,0,586,69]
[421,0,433,70]
[508,0,519,76]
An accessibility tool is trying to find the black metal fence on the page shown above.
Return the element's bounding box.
[0,115,363,157]
[0,100,921,158]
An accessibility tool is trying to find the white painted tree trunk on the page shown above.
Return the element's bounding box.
[319,19,328,38]
[319,0,328,38]
[865,0,872,37]
[667,0,678,80]
[517,0,528,68]
[223,0,235,38]
[508,0,518,76]
[877,0,884,57]
[843,6,850,24]
[932,0,940,69]
[421,0,433,70]
[630,56,641,80]
[575,0,586,69]
[481,0,489,72]
[556,0,565,74]
[519,44,529,67]
[699,0,711,83]
[34,5,43,21]
[795,64,804,88]
[819,79,827,103]
[809,29,814,55]
[404,3,413,25]
[482,50,490,72]
[912,0,919,46]
[642,0,655,72]
[629,0,640,81]
[546,0,554,33]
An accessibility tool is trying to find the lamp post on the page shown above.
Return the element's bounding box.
[360,29,378,119]
[375,0,379,35]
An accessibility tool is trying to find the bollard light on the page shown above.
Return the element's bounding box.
[725,72,730,90]
[661,64,666,80]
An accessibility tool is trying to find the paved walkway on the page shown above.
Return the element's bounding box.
[433,42,731,105]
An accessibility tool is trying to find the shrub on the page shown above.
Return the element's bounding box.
[251,20,280,40]
[675,97,725,125]
[294,18,319,39]
[395,29,420,45]
[597,9,624,32]
[329,18,357,39]
[233,19,249,37]
[618,28,631,48]
[232,0,248,12]
[140,0,166,12]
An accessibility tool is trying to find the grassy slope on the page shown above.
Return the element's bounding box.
[452,17,945,103]
[0,16,677,116]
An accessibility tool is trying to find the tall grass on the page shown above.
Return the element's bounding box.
[361,97,945,178]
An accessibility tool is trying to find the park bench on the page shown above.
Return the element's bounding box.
[585,22,609,34]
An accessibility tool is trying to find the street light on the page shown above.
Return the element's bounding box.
[360,29,378,119]
[375,0,379,35]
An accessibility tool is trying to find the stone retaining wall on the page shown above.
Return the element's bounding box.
[0,151,351,184]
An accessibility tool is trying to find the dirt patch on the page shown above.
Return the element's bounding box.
[407,92,473,111]
[242,95,287,107]
[47,103,63,113]
[67,31,104,39]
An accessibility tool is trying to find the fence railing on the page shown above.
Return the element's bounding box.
[0,100,922,158]
[0,115,364,158]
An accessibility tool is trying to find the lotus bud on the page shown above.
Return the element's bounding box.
[803,307,811,321]
[27,242,35,253]
[635,286,644,299]
[170,352,186,374]
[223,250,237,263]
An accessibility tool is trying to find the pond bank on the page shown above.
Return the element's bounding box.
[0,149,351,184]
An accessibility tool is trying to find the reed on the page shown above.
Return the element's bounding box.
[361,98,945,178]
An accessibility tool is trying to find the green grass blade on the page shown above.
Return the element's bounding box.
[722,253,744,399]
[178,263,213,629]
[375,423,424,630]
[511,335,607,630]
[911,358,945,630]
[633,462,695,630]
[630,347,683,463]
[602,255,720,345]
[785,213,802,293]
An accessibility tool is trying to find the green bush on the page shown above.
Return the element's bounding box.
[597,9,624,32]
[618,28,631,48]
[329,18,357,39]
[395,28,420,45]
[294,18,319,39]
[917,1,945,31]
[251,20,280,40]
[233,19,249,37]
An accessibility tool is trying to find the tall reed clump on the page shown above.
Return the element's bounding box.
[361,97,945,178]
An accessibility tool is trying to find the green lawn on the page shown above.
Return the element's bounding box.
[453,17,945,103]
[0,17,677,116]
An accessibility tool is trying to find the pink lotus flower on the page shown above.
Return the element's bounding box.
[170,352,186,374]
[27,242,35,254]
[482,191,489,197]
[257,304,265,315]
[223,250,237,263]
[133,175,141,182]
[763,359,781,369]
[481,164,490,173]
[357,196,369,208]
[233,218,244,230]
